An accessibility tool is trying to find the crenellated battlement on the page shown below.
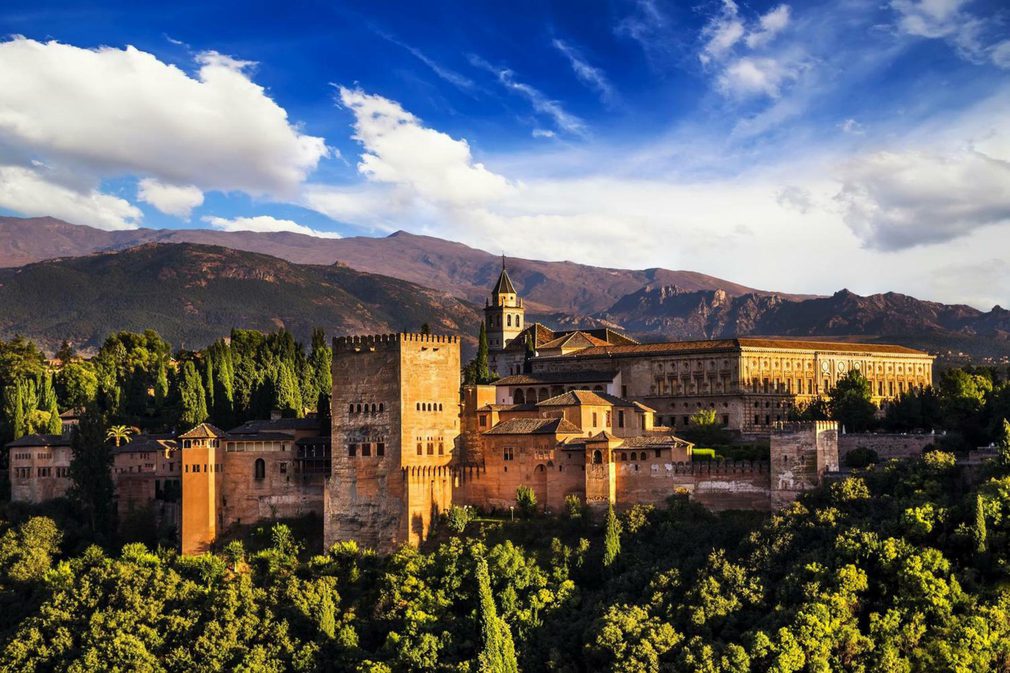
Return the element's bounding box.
[333,333,461,353]
[666,459,769,476]
[771,420,838,434]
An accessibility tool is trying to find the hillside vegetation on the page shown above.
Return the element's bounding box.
[0,243,480,352]
[4,452,1010,671]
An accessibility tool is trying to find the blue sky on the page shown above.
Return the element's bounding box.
[1,0,1009,307]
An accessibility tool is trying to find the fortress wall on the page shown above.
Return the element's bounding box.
[838,433,934,462]
[615,459,772,511]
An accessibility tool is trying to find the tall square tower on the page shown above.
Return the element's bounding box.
[324,333,461,552]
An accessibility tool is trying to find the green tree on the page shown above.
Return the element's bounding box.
[68,406,116,538]
[975,494,987,554]
[177,360,208,430]
[997,418,1010,466]
[603,505,621,568]
[55,361,99,410]
[516,485,537,517]
[276,361,303,418]
[476,322,491,384]
[3,382,27,442]
[42,373,62,435]
[475,555,519,673]
[829,370,877,432]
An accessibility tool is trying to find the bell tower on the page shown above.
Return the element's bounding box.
[484,256,524,353]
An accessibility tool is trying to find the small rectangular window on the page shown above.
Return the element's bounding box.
[618,411,625,428]
[377,443,385,456]
[362,443,371,457]
[348,444,357,457]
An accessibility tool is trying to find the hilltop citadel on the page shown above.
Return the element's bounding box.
[8,265,935,553]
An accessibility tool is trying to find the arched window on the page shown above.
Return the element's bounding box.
[370,403,376,413]
[438,403,443,411]
[513,389,525,404]
[379,403,384,412]
[592,450,603,464]
[349,404,354,414]
[507,314,512,327]
[517,315,521,327]
[416,402,421,411]
[356,404,362,413]
[254,458,265,480]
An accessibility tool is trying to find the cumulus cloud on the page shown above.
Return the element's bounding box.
[0,37,329,229]
[839,118,865,135]
[836,148,1010,250]
[137,179,204,218]
[698,1,797,100]
[718,57,796,98]
[0,165,141,230]
[332,87,515,206]
[0,38,328,196]
[202,215,341,238]
[552,39,617,105]
[469,56,587,136]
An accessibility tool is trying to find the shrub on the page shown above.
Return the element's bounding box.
[516,486,537,517]
[564,494,585,520]
[445,505,474,534]
[692,448,717,461]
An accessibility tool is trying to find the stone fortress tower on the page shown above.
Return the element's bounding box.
[324,333,461,552]
[769,420,839,508]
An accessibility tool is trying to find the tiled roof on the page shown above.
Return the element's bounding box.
[228,418,322,433]
[502,323,556,352]
[477,403,538,412]
[494,370,618,386]
[619,433,693,448]
[538,331,611,351]
[537,337,929,360]
[225,431,297,442]
[178,423,228,439]
[6,433,71,448]
[492,267,517,295]
[589,431,621,442]
[484,417,582,435]
[536,390,637,408]
[114,434,176,454]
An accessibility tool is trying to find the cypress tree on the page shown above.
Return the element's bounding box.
[276,361,303,418]
[178,361,208,430]
[975,494,988,554]
[7,383,27,441]
[68,405,116,539]
[603,504,621,568]
[154,359,169,406]
[310,328,332,406]
[476,322,491,384]
[42,374,62,435]
[203,357,215,416]
[476,556,519,673]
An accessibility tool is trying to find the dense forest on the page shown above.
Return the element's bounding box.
[3,447,1010,671]
[0,329,333,450]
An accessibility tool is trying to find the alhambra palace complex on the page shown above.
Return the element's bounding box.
[8,266,935,554]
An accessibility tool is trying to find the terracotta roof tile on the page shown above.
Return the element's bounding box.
[484,417,582,435]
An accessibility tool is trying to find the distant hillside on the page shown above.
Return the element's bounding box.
[0,243,481,353]
[0,216,805,315]
[595,286,1010,359]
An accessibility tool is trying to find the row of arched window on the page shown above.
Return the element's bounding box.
[416,402,443,412]
[416,441,445,456]
[349,402,384,414]
[616,450,662,461]
[487,313,522,328]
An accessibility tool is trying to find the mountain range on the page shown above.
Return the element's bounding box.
[0,216,1007,360]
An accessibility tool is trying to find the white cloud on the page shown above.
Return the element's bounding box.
[890,0,1008,68]
[699,0,746,65]
[698,2,797,101]
[0,37,328,224]
[377,32,475,91]
[835,147,1010,250]
[202,215,341,238]
[332,87,515,207]
[552,39,617,105]
[718,57,796,98]
[469,56,587,136]
[0,165,141,230]
[532,129,557,139]
[137,178,204,218]
[746,5,791,49]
